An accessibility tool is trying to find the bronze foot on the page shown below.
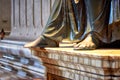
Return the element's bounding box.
[73,34,98,50]
[24,36,59,48]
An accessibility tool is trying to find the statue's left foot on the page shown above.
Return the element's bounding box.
[73,34,98,50]
[24,36,59,48]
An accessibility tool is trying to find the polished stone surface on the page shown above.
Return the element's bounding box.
[0,41,120,80]
[31,43,120,80]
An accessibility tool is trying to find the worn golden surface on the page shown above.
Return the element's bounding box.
[31,43,120,80]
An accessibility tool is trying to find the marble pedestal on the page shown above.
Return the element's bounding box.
[32,43,120,80]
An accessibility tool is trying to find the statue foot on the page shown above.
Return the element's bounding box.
[74,0,79,4]
[24,36,59,48]
[73,34,98,50]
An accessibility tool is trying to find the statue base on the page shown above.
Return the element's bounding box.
[32,43,120,80]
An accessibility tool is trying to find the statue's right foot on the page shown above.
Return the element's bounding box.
[73,34,99,50]
[24,36,59,48]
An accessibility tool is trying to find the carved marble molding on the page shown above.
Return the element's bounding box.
[31,45,120,80]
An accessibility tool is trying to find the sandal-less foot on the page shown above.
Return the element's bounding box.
[24,36,59,48]
[73,34,99,50]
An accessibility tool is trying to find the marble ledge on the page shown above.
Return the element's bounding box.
[30,44,120,69]
[31,46,120,60]
[29,44,120,80]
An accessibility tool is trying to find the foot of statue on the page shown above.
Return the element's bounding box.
[24,36,59,48]
[73,34,98,50]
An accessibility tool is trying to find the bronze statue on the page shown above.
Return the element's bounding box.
[24,0,80,47]
[24,0,120,50]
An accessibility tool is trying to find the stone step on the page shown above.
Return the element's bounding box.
[0,58,45,74]
[0,60,45,80]
[31,44,120,80]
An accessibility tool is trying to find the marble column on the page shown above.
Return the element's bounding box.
[0,0,11,34]
[10,0,55,40]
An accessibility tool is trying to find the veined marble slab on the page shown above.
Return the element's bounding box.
[0,41,120,80]
[31,43,120,80]
[33,46,120,68]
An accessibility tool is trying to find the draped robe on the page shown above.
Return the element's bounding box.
[41,0,120,44]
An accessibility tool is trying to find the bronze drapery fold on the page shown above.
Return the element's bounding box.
[24,0,120,48]
[108,0,120,42]
[84,0,111,43]
[42,0,76,42]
